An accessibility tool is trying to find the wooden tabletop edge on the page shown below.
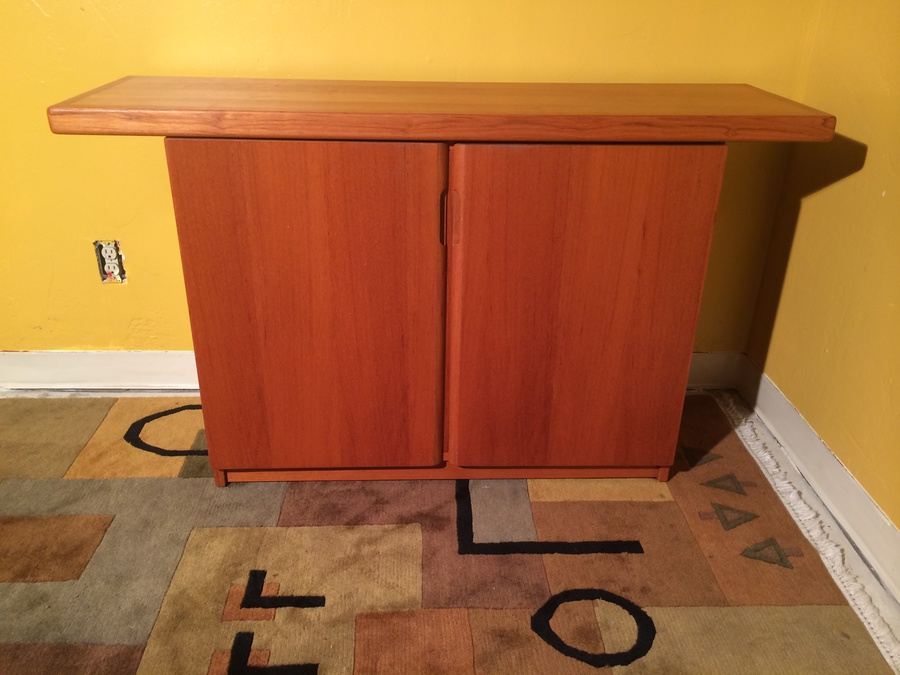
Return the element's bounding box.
[44,78,837,142]
[743,83,834,119]
[48,76,134,110]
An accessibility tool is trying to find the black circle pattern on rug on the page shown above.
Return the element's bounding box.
[123,404,207,457]
[531,588,656,667]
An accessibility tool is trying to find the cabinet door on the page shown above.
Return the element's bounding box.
[446,143,726,468]
[166,140,447,469]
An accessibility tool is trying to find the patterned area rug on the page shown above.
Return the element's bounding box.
[0,393,890,673]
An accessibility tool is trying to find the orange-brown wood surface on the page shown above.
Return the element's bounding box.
[446,143,727,469]
[166,139,447,470]
[49,76,835,142]
[220,464,664,485]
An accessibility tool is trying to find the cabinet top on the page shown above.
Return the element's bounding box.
[48,76,835,143]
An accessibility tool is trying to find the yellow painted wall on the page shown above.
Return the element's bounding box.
[749,0,900,524]
[1,2,895,520]
[1,0,820,350]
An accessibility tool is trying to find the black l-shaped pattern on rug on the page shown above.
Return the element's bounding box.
[455,479,644,555]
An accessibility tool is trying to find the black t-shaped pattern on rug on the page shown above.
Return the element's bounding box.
[228,632,318,674]
[241,570,326,609]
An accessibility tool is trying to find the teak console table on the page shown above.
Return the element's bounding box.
[48,77,835,486]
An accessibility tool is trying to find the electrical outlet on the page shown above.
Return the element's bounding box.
[94,240,127,283]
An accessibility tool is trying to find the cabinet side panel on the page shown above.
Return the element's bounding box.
[448,143,727,468]
[165,139,447,469]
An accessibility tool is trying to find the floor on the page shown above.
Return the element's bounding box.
[0,391,893,673]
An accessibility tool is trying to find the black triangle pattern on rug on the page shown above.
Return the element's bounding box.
[741,538,794,569]
[702,473,747,495]
[681,445,723,467]
[711,503,758,531]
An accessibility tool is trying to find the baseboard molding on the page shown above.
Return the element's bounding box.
[2,349,896,597]
[737,366,900,603]
[0,350,199,390]
[692,351,899,602]
[0,349,740,391]
[713,391,900,668]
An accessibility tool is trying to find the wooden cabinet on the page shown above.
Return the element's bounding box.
[47,77,835,484]
[446,144,726,469]
[166,139,448,470]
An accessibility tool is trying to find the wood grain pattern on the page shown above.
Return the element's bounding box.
[166,139,447,470]
[446,143,727,469]
[49,77,835,142]
[220,464,664,485]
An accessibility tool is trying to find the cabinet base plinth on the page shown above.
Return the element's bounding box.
[214,464,671,486]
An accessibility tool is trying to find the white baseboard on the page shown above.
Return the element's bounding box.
[738,368,900,602]
[712,391,900,667]
[1,349,896,597]
[691,352,899,607]
[0,350,199,390]
[0,349,742,391]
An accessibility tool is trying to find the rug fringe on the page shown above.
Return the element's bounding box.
[712,391,900,672]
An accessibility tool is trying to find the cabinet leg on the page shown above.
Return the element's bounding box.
[656,466,672,482]
[213,469,228,487]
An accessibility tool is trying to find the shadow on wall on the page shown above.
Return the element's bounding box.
[743,133,869,406]
[684,134,868,463]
